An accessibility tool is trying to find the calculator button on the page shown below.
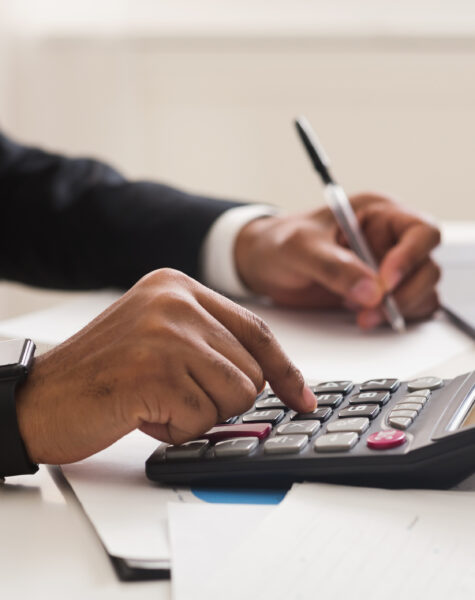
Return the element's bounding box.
[397,395,427,407]
[166,440,209,460]
[264,434,308,455]
[255,397,287,410]
[407,377,443,392]
[204,423,271,443]
[312,381,354,394]
[214,437,259,457]
[367,429,406,450]
[360,379,400,392]
[408,389,431,400]
[389,409,418,420]
[292,407,332,422]
[388,416,413,430]
[276,421,321,437]
[349,391,390,405]
[313,393,344,408]
[326,417,370,434]
[242,410,284,425]
[314,432,359,452]
[339,405,380,419]
[393,403,422,413]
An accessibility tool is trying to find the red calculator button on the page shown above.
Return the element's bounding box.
[367,429,406,450]
[203,423,271,443]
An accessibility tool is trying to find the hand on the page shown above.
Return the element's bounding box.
[235,193,441,329]
[15,269,316,465]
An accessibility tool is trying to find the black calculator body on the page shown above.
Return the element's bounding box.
[146,371,475,489]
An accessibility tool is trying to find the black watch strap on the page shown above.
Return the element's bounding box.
[0,379,38,478]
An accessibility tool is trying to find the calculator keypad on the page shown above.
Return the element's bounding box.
[214,437,259,457]
[312,381,354,394]
[292,407,332,422]
[326,417,369,434]
[276,421,321,437]
[315,432,359,452]
[163,375,441,461]
[339,405,380,419]
[348,392,390,405]
[242,410,284,425]
[264,434,308,455]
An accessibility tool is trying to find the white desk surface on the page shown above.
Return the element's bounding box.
[1,221,474,599]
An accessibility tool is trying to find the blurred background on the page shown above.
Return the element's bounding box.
[0,0,474,313]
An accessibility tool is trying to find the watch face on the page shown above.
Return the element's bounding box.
[0,340,34,378]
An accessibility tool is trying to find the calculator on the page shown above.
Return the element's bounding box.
[146,371,475,489]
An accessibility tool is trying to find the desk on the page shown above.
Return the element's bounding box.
[1,222,474,599]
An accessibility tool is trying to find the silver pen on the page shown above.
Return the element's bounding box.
[294,116,405,333]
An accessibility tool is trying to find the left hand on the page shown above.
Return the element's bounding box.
[235,193,441,329]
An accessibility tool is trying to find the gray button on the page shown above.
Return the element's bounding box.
[339,404,380,419]
[394,402,422,413]
[408,389,431,400]
[242,409,284,425]
[276,421,321,437]
[312,381,353,394]
[326,417,370,434]
[407,377,443,392]
[390,409,418,420]
[214,437,259,457]
[389,416,412,430]
[349,391,390,405]
[313,393,344,408]
[360,378,400,392]
[264,434,308,455]
[255,397,287,410]
[314,432,359,452]
[397,395,427,407]
[166,439,209,460]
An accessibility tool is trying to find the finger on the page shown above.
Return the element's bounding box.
[379,216,441,292]
[391,259,441,315]
[139,375,218,446]
[203,313,265,393]
[195,287,316,413]
[284,237,384,308]
[188,344,259,421]
[265,284,343,309]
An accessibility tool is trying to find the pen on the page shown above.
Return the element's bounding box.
[294,115,406,333]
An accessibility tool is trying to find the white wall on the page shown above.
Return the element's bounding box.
[0,1,474,315]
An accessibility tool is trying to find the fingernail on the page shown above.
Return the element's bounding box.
[383,270,403,292]
[349,278,382,307]
[302,386,317,412]
[363,309,383,329]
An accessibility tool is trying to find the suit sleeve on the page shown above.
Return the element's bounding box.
[0,132,244,290]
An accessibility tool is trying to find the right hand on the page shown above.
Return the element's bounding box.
[16,268,316,465]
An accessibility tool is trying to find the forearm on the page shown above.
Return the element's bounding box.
[0,133,243,290]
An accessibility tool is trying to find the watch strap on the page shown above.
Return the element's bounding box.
[0,378,38,477]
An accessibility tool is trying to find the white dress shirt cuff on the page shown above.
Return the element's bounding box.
[200,204,279,298]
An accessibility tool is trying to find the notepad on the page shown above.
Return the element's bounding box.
[205,482,475,600]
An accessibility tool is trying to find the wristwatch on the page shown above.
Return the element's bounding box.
[0,339,38,478]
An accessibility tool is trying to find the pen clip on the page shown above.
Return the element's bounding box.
[295,116,333,184]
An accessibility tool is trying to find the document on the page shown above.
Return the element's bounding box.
[205,482,475,600]
[168,503,272,600]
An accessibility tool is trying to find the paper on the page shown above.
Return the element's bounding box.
[205,482,475,600]
[61,430,175,561]
[242,301,473,381]
[0,289,470,382]
[0,291,120,346]
[168,503,272,600]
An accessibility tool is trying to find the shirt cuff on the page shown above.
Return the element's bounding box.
[200,204,279,298]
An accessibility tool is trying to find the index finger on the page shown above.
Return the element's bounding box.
[196,286,316,413]
[378,212,441,292]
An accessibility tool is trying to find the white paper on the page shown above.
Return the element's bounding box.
[61,430,176,561]
[205,483,475,600]
[168,503,272,600]
[0,291,120,346]
[242,302,473,381]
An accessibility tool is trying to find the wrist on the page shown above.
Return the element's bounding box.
[235,216,278,294]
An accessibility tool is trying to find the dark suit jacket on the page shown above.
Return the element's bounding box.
[0,132,243,290]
